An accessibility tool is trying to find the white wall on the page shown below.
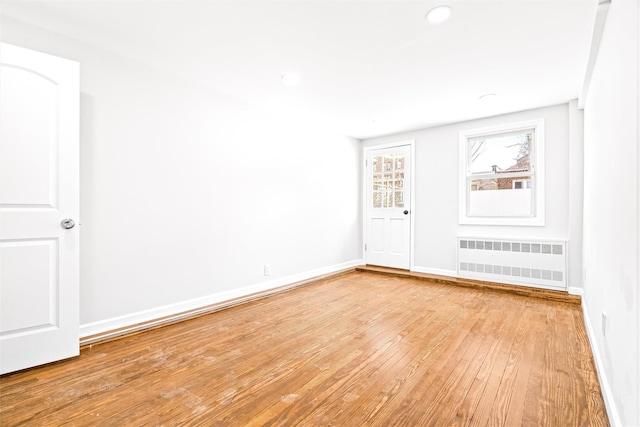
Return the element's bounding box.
[582,0,639,425]
[363,103,583,287]
[1,16,362,333]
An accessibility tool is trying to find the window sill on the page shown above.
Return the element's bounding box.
[459,215,545,227]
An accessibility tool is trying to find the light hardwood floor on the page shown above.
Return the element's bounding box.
[0,271,608,426]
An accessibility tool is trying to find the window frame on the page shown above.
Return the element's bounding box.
[458,118,545,226]
[512,179,532,190]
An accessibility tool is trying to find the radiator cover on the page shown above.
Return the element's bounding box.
[457,237,567,291]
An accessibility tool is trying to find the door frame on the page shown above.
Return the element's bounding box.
[362,140,416,270]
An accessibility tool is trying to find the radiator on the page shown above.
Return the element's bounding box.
[457,237,567,291]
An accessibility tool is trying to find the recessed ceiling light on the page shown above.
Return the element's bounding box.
[425,5,452,24]
[280,73,300,86]
[479,93,497,101]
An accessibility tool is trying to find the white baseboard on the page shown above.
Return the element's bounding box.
[568,286,584,296]
[581,299,622,427]
[80,259,363,341]
[411,266,457,277]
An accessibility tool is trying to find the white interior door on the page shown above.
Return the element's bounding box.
[365,144,412,269]
[0,43,79,374]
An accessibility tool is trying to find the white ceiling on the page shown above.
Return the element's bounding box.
[1,0,597,139]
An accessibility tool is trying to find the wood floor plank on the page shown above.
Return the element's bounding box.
[501,308,545,427]
[487,304,538,427]
[464,305,519,427]
[452,295,518,423]
[0,271,608,426]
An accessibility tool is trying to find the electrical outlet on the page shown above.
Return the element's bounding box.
[601,312,607,336]
[264,264,271,276]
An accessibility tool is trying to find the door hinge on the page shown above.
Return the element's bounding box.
[365,159,368,167]
[365,243,367,251]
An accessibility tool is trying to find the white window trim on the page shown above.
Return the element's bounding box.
[458,118,545,226]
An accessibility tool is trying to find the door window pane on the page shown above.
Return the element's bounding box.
[373,174,382,191]
[373,192,382,208]
[384,173,393,191]
[384,156,393,172]
[384,192,393,208]
[394,191,404,207]
[395,172,404,190]
[373,156,382,173]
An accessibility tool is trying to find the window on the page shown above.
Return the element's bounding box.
[371,153,405,208]
[459,119,545,226]
[512,179,531,190]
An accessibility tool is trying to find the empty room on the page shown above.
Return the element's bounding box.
[0,0,638,426]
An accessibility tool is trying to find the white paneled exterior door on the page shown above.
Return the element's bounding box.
[365,144,412,270]
[0,43,79,374]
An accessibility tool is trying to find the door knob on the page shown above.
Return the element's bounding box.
[60,218,75,229]
[403,210,409,215]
